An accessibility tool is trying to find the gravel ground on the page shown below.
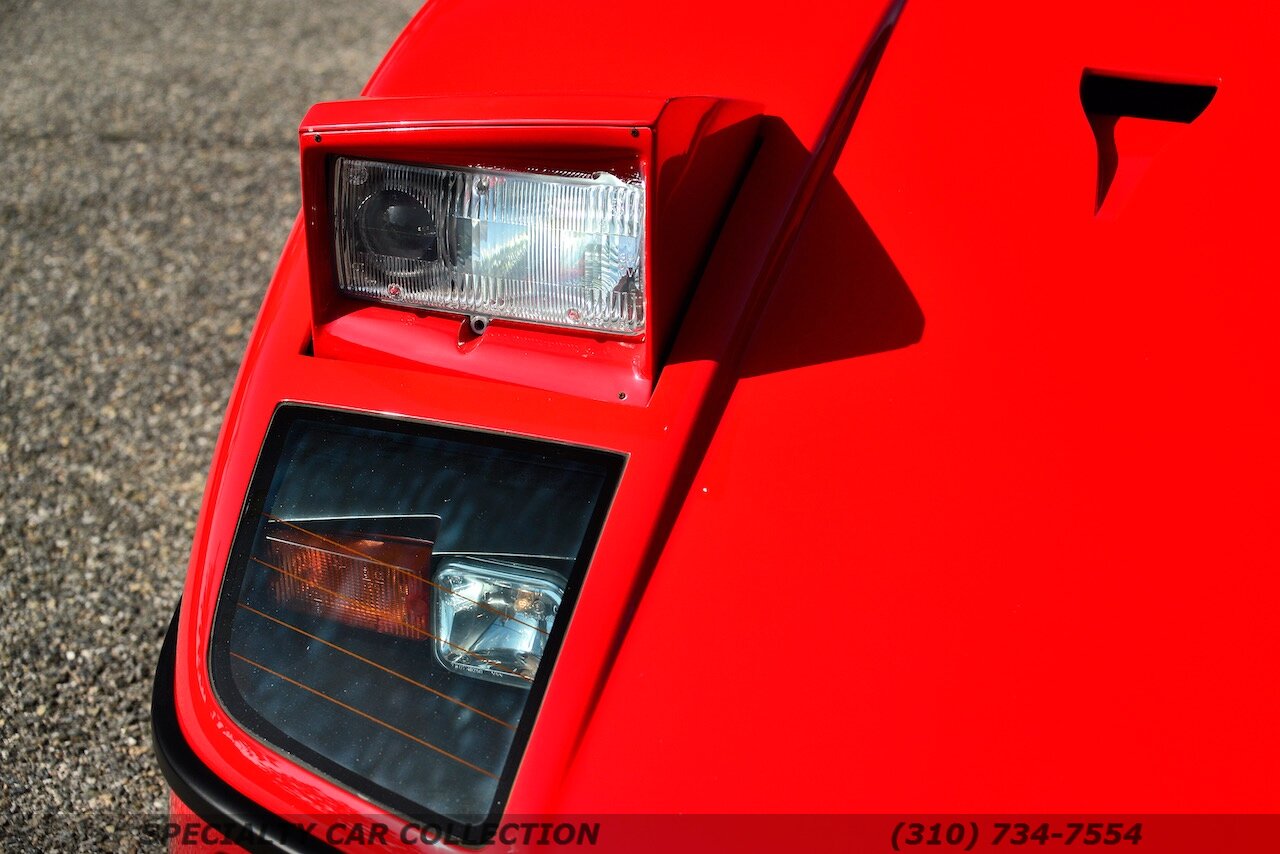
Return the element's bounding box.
[0,1,419,848]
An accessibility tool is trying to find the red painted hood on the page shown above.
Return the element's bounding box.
[364,0,886,151]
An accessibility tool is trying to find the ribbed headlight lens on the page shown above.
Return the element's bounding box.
[332,158,645,334]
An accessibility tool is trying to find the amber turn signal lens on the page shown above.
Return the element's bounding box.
[262,518,436,639]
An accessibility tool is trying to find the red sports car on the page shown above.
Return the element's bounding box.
[152,0,1280,851]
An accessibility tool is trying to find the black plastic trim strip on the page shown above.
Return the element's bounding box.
[151,601,339,854]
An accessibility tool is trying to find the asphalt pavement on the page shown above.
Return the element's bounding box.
[0,1,419,848]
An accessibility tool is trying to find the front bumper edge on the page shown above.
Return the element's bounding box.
[151,600,338,854]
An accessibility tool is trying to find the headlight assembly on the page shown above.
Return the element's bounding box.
[209,405,621,829]
[332,157,645,334]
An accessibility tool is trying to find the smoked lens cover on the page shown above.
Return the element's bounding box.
[209,405,622,830]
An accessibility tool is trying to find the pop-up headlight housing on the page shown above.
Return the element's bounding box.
[299,96,760,404]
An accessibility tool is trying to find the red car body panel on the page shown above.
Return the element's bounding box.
[161,0,1280,849]
[564,2,1280,814]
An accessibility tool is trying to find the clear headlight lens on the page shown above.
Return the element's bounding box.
[432,558,565,688]
[332,157,645,334]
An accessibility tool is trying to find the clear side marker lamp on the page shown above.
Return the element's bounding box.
[432,558,567,688]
